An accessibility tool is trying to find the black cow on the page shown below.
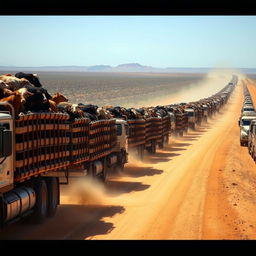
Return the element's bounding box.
[15,72,42,87]
[23,86,51,112]
[23,84,52,100]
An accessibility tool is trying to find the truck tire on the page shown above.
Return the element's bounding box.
[99,168,107,182]
[45,177,59,218]
[158,140,164,149]
[152,142,156,154]
[30,179,48,224]
[97,160,107,182]
[116,163,125,172]
[139,145,144,160]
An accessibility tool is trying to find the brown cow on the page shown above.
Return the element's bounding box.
[51,92,68,105]
[0,74,33,91]
[0,88,33,116]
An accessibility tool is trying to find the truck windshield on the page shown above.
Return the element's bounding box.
[242,120,251,126]
[187,112,194,116]
[116,124,122,136]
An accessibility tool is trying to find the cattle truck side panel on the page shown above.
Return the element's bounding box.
[86,119,117,181]
[161,115,171,147]
[127,119,146,160]
[145,117,162,153]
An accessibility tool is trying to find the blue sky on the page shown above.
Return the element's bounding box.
[0,16,256,68]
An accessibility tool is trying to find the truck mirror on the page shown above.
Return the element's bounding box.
[0,128,12,158]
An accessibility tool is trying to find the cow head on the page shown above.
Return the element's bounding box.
[52,92,68,104]
[17,88,34,103]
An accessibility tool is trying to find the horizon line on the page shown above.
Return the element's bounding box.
[0,65,255,69]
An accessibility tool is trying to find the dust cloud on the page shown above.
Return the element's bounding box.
[60,177,109,205]
[134,68,247,107]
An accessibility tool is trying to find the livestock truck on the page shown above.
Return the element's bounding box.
[127,116,170,158]
[0,102,128,227]
[184,108,196,129]
[166,105,188,137]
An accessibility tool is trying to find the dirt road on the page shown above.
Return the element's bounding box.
[1,79,256,240]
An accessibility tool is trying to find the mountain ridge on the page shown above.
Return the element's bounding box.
[0,63,255,74]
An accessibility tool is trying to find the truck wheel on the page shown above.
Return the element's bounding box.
[139,146,144,160]
[116,163,125,172]
[30,179,48,224]
[98,169,107,182]
[153,143,157,154]
[158,141,164,149]
[45,177,59,218]
[97,161,107,182]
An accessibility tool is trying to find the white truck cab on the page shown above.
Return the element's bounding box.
[202,104,208,121]
[115,119,128,152]
[0,112,15,194]
[239,115,256,146]
[113,119,129,171]
[185,108,196,129]
[166,112,175,132]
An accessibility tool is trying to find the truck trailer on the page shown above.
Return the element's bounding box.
[0,103,128,227]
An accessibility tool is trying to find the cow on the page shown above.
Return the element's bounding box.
[15,72,42,87]
[57,102,85,121]
[0,75,33,91]
[23,87,50,112]
[0,88,33,116]
[97,107,113,120]
[51,92,68,105]
[0,87,15,99]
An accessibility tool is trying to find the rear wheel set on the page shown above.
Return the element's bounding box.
[28,177,59,224]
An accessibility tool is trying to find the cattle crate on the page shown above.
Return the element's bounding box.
[161,115,171,145]
[89,119,117,161]
[127,119,146,149]
[15,112,70,182]
[69,117,90,165]
[145,117,162,147]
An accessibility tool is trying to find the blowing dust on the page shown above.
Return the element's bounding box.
[60,177,110,205]
[134,68,246,108]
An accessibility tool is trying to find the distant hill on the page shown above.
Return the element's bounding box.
[0,63,255,74]
[87,65,112,71]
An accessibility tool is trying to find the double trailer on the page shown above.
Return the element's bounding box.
[0,104,128,226]
[127,115,170,159]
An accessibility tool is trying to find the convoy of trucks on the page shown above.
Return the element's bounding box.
[239,85,256,146]
[0,75,238,228]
